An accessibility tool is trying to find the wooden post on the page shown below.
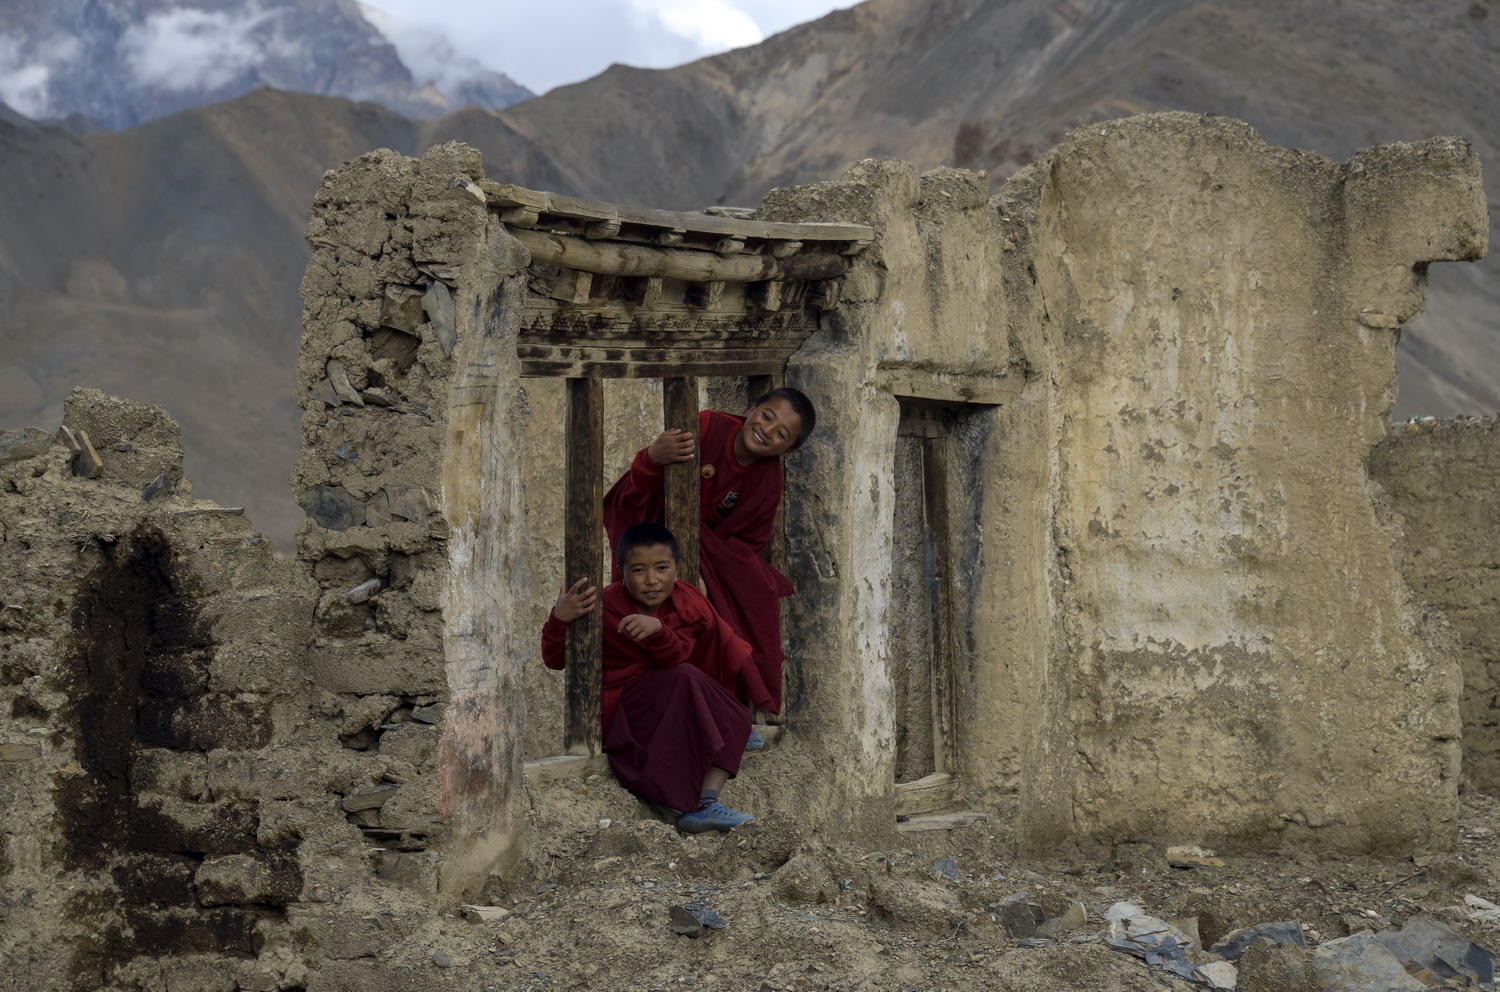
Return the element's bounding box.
[662,376,701,585]
[921,432,956,776]
[564,376,604,755]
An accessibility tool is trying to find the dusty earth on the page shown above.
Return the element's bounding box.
[328,769,1500,992]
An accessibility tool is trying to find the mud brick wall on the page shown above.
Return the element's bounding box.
[1015,116,1486,853]
[0,393,329,991]
[1372,417,1500,791]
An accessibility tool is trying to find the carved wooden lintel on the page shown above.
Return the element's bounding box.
[687,281,724,310]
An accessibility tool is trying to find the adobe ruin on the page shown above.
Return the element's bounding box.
[0,111,1492,989]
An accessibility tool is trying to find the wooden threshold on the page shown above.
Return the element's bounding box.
[896,810,988,833]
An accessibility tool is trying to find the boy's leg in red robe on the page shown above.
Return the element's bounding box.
[603,665,752,814]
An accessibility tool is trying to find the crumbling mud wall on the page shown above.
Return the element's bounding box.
[1372,417,1500,792]
[756,160,1048,822]
[0,392,331,991]
[1013,115,1487,853]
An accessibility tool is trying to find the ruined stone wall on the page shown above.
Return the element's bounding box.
[1372,417,1500,792]
[756,161,1046,824]
[0,392,332,991]
[1014,115,1486,853]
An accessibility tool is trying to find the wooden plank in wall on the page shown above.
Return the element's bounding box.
[895,771,959,816]
[564,376,604,756]
[662,377,701,585]
[922,431,957,777]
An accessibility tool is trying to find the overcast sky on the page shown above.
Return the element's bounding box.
[361,0,853,94]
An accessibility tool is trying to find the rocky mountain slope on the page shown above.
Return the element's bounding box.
[0,0,532,128]
[1,0,1494,545]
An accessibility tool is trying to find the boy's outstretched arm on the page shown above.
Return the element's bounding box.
[625,428,695,494]
[541,577,597,670]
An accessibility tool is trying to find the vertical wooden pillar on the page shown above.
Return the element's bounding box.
[663,376,701,584]
[921,432,956,776]
[564,376,604,755]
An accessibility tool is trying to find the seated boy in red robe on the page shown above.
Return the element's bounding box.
[602,388,816,739]
[541,522,757,833]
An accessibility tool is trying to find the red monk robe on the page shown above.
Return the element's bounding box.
[603,409,793,713]
[541,581,754,813]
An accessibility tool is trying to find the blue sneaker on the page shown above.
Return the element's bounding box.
[676,799,755,834]
[744,729,765,752]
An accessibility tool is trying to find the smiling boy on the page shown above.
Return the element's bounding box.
[603,388,815,720]
[541,522,757,832]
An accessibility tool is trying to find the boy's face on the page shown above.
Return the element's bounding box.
[739,396,803,460]
[621,543,679,612]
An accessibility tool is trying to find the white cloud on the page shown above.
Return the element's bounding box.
[0,35,79,118]
[360,0,847,94]
[632,0,765,50]
[360,4,504,99]
[120,5,277,93]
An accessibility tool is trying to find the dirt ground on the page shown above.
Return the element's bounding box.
[348,775,1500,992]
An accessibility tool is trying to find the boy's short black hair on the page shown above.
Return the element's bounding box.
[750,386,817,449]
[617,522,680,566]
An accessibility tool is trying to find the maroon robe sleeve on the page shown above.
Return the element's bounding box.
[541,610,567,670]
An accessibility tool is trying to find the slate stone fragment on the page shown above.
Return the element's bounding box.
[990,891,1044,938]
[299,484,366,531]
[670,902,726,938]
[931,857,958,880]
[422,281,456,356]
[1211,920,1307,961]
[1313,932,1426,992]
[1374,914,1495,988]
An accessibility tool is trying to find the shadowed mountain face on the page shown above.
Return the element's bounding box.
[1,0,1495,546]
[0,0,532,128]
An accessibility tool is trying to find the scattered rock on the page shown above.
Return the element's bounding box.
[346,578,382,604]
[1105,901,1197,981]
[299,484,367,531]
[326,359,365,406]
[141,472,173,500]
[423,282,456,357]
[932,857,958,881]
[0,427,53,466]
[1236,940,1317,992]
[1374,914,1495,988]
[1167,844,1226,869]
[1211,921,1306,962]
[990,891,1045,939]
[1312,932,1426,992]
[1037,900,1088,938]
[431,951,453,968]
[411,703,444,725]
[456,900,510,924]
[669,902,726,938]
[1194,959,1237,989]
[1465,894,1500,925]
[341,783,401,812]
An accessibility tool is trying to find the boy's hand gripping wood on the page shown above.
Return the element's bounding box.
[565,376,604,755]
[554,577,598,623]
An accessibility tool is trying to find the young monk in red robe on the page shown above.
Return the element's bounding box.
[602,388,815,731]
[541,522,757,832]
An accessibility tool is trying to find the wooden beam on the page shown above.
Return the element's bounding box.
[662,377,701,585]
[484,180,874,244]
[686,281,724,310]
[922,433,957,777]
[511,228,849,284]
[521,354,799,379]
[564,376,604,756]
